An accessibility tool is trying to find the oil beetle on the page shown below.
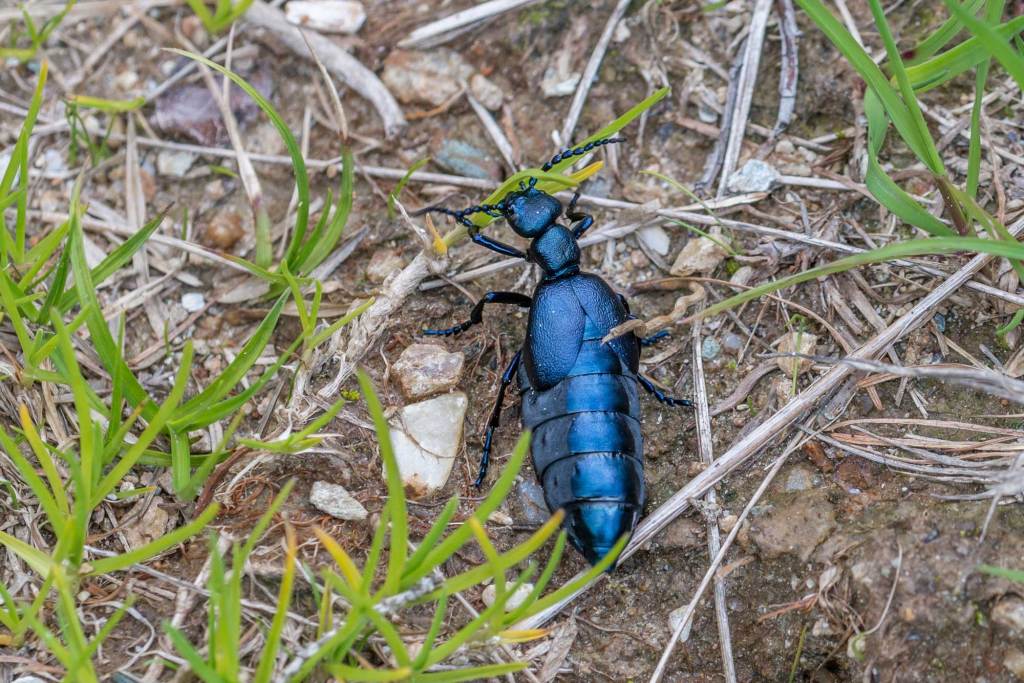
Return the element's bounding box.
[421,138,692,566]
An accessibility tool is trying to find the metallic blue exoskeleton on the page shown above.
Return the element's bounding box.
[421,138,692,567]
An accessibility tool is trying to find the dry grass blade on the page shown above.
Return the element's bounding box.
[716,0,773,197]
[399,0,544,48]
[688,316,738,683]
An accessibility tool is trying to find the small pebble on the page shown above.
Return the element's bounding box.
[156,150,196,178]
[721,333,744,354]
[309,481,368,521]
[433,139,500,180]
[181,292,205,312]
[726,159,781,194]
[784,465,815,492]
[389,393,467,497]
[469,73,503,111]
[515,480,550,525]
[285,1,366,34]
[670,227,729,277]
[393,343,465,400]
[637,225,670,256]
[482,582,534,611]
[932,312,946,333]
[382,49,473,107]
[993,596,1024,632]
[701,337,721,360]
[203,210,245,250]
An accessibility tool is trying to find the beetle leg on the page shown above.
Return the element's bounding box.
[616,293,670,347]
[468,228,528,259]
[423,292,531,336]
[476,349,523,487]
[637,374,694,408]
[639,330,670,347]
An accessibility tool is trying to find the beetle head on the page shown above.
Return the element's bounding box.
[501,180,562,238]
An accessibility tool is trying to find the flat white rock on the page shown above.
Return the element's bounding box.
[482,582,534,611]
[285,1,366,34]
[389,392,467,496]
[637,225,671,256]
[670,227,729,276]
[309,481,367,520]
[156,149,195,178]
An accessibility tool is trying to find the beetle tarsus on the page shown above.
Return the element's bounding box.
[639,330,670,347]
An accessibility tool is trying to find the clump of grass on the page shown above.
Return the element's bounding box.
[0,54,664,680]
[0,0,75,62]
[164,373,623,681]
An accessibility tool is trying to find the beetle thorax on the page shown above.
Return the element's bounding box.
[529,225,580,278]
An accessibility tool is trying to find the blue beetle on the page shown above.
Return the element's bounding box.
[421,138,692,566]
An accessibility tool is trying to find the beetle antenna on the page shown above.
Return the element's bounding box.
[540,136,625,172]
[415,203,504,229]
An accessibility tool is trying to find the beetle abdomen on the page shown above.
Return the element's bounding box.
[520,348,645,566]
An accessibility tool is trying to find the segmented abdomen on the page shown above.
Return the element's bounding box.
[519,338,644,566]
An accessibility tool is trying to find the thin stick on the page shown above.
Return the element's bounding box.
[560,0,631,145]
[468,93,517,171]
[650,443,795,682]
[515,218,1024,630]
[399,0,544,48]
[689,316,738,683]
[716,0,773,197]
[773,0,799,136]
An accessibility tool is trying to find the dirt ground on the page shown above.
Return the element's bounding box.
[3,0,1024,681]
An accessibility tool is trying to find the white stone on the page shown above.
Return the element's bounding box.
[156,149,195,178]
[309,481,368,521]
[469,73,503,111]
[993,597,1024,632]
[181,292,205,312]
[670,227,729,277]
[774,331,819,376]
[482,582,534,611]
[285,1,366,34]
[382,49,474,107]
[727,159,781,193]
[394,343,465,399]
[389,392,467,496]
[637,225,671,256]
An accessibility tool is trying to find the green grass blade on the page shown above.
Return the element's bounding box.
[357,371,407,595]
[58,212,165,313]
[794,0,929,164]
[174,293,287,418]
[169,49,309,264]
[91,342,195,505]
[944,0,1024,87]
[978,564,1024,582]
[906,0,985,65]
[295,146,354,273]
[387,157,429,220]
[402,431,531,585]
[867,0,945,173]
[696,235,1024,322]
[415,663,527,682]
